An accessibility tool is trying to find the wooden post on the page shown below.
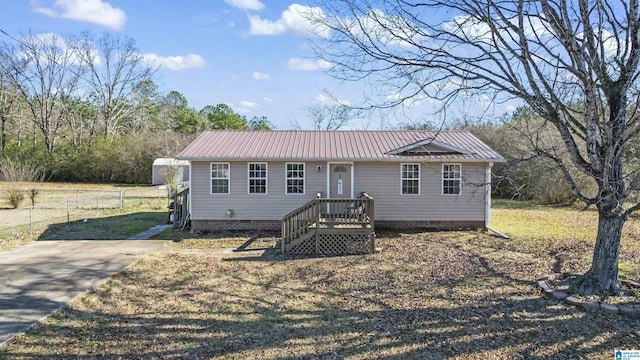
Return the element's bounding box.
[315,199,321,254]
[281,219,286,254]
[369,198,375,253]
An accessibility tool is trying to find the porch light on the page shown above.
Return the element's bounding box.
[226,209,234,218]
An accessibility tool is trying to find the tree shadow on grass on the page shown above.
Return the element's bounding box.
[2,269,638,359]
[5,231,639,358]
[37,211,167,241]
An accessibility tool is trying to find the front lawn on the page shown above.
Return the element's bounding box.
[2,203,640,359]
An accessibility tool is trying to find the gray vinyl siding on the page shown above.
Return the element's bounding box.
[190,161,325,220]
[190,160,488,222]
[353,162,487,222]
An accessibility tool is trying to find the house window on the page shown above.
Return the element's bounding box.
[211,163,230,194]
[401,163,420,195]
[443,163,462,195]
[286,163,305,194]
[248,163,267,194]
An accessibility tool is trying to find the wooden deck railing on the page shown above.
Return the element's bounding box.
[171,187,190,229]
[281,197,319,249]
[281,193,374,254]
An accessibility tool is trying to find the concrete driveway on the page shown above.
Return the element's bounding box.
[0,239,168,346]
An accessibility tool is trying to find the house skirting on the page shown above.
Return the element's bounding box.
[192,219,484,233]
[191,219,280,232]
[375,220,485,231]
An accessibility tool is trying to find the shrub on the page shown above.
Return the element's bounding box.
[3,188,25,208]
[0,157,45,182]
[2,187,24,209]
[0,157,45,208]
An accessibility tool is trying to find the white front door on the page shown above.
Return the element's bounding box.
[329,163,352,199]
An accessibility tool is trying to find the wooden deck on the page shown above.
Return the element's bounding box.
[281,194,375,255]
[171,188,190,230]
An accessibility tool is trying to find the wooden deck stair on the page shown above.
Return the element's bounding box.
[281,193,375,255]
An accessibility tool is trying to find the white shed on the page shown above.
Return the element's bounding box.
[152,158,190,185]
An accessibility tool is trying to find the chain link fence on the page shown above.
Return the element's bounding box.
[0,186,171,239]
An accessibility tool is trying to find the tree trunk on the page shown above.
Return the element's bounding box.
[577,212,626,296]
[0,114,6,153]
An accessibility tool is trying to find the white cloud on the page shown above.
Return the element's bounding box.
[224,0,264,11]
[233,100,259,114]
[21,32,100,66]
[252,71,270,80]
[444,14,556,45]
[386,92,401,100]
[384,91,425,107]
[263,97,274,103]
[143,53,205,71]
[315,93,352,106]
[288,58,331,71]
[248,4,330,38]
[240,100,258,108]
[522,16,554,39]
[33,0,126,30]
[444,15,492,42]
[341,9,426,48]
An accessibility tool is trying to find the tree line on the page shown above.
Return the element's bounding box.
[0,31,272,183]
[0,30,626,209]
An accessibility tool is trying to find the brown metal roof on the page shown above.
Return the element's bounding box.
[177,130,504,162]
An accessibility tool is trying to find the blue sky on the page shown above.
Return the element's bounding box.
[0,0,515,129]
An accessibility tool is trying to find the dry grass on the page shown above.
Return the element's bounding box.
[167,231,279,250]
[0,232,35,252]
[2,203,640,359]
[0,182,170,245]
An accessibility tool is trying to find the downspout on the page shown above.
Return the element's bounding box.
[350,163,354,198]
[188,160,193,231]
[485,162,492,229]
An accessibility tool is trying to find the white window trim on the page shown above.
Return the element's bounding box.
[442,163,462,195]
[400,163,421,195]
[210,162,230,195]
[285,162,305,195]
[247,162,268,195]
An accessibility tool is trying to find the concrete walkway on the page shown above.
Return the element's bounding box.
[0,232,168,346]
[127,224,173,240]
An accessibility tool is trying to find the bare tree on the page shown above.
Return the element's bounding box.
[61,95,97,147]
[0,70,18,154]
[73,33,154,136]
[313,0,640,296]
[0,32,84,155]
[307,103,359,130]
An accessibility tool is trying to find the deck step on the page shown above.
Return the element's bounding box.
[285,231,315,251]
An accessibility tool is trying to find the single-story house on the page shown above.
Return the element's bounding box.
[152,158,190,186]
[176,130,504,233]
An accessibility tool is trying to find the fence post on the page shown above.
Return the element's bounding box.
[67,201,70,223]
[120,190,124,209]
[96,196,99,217]
[29,208,32,231]
[140,189,143,204]
[76,190,79,209]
